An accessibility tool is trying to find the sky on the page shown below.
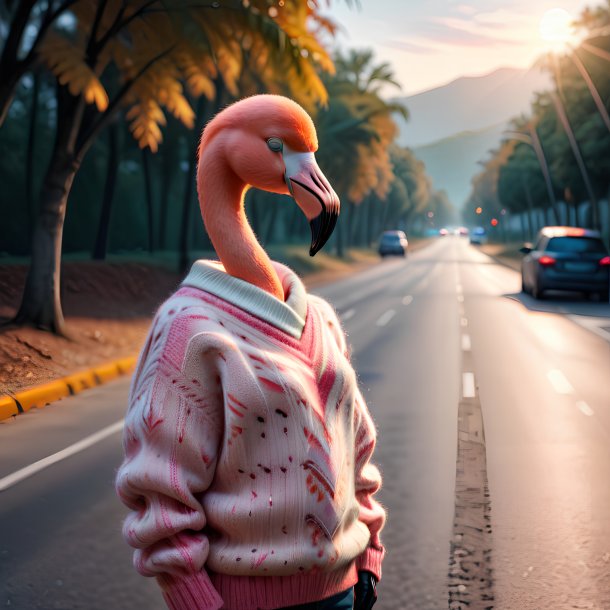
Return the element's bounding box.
[327,0,597,96]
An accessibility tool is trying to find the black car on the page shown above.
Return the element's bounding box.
[521,226,610,300]
[378,230,408,257]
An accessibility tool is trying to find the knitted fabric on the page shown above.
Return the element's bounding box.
[116,260,385,610]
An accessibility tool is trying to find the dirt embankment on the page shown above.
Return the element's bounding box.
[0,262,182,395]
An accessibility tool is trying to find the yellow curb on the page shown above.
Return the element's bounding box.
[0,395,19,420]
[0,355,137,422]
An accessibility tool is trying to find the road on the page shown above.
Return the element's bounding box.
[1,236,609,609]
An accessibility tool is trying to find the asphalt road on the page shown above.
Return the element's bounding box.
[1,236,609,610]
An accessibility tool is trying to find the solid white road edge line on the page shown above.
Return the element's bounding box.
[461,334,471,351]
[463,372,476,398]
[0,419,125,492]
[576,401,594,417]
[340,308,355,321]
[376,309,396,327]
[547,369,575,395]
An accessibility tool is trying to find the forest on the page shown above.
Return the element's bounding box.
[0,0,453,335]
[465,1,610,243]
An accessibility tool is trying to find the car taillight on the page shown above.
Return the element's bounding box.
[538,255,556,266]
[600,256,610,266]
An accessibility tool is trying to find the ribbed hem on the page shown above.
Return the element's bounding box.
[181,260,307,339]
[210,564,358,610]
[355,546,385,581]
[158,572,224,610]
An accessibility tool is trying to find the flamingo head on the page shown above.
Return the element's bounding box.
[200,95,340,256]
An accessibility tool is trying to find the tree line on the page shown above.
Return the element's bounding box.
[465,1,610,243]
[0,0,451,334]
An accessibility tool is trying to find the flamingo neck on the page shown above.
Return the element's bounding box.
[198,151,284,301]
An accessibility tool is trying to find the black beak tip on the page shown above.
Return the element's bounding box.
[309,209,338,257]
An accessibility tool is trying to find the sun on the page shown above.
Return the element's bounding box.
[539,8,576,49]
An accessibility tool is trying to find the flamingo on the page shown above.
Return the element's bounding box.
[196,95,340,301]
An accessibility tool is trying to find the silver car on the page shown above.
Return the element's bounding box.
[520,226,610,300]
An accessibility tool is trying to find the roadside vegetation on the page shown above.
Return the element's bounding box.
[465,1,610,244]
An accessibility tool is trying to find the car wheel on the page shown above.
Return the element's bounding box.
[521,273,529,294]
[532,281,543,300]
[597,291,608,302]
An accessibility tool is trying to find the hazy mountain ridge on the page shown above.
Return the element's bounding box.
[393,66,550,148]
[413,123,506,209]
[392,66,551,208]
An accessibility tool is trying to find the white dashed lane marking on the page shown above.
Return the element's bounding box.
[460,318,468,327]
[461,334,471,351]
[577,401,594,416]
[340,308,355,322]
[463,373,476,398]
[547,369,575,395]
[376,309,396,327]
[402,295,413,306]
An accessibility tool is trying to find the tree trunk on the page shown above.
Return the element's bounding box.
[92,123,119,260]
[550,91,600,230]
[142,148,155,252]
[334,193,347,258]
[263,200,279,245]
[522,175,536,240]
[367,197,382,246]
[180,96,210,272]
[344,201,355,248]
[13,81,87,334]
[0,0,37,126]
[158,122,179,250]
[25,71,40,225]
[15,151,80,333]
[519,213,527,242]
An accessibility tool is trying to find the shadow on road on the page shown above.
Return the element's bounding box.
[505,291,610,318]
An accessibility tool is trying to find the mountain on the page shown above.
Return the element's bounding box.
[393,66,550,148]
[391,66,551,208]
[413,123,506,210]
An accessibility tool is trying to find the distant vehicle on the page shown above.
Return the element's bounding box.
[469,227,487,245]
[439,228,449,236]
[521,226,610,300]
[457,226,469,237]
[378,230,408,257]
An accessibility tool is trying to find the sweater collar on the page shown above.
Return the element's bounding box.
[181,260,307,339]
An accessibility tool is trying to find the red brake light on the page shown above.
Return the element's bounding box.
[538,255,556,266]
[600,256,610,266]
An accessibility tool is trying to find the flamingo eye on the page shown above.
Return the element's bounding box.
[267,137,283,153]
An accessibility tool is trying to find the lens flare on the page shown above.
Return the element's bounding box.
[539,8,575,49]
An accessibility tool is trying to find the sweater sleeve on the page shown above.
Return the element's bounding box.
[313,297,386,579]
[116,314,225,610]
[353,387,386,580]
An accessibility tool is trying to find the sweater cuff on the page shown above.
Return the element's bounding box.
[158,572,224,610]
[356,546,385,581]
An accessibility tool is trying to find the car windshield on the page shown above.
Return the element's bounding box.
[382,234,402,243]
[546,236,606,254]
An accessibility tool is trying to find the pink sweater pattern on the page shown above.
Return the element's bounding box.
[116,261,385,610]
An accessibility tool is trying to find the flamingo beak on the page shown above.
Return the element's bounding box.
[283,148,340,256]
